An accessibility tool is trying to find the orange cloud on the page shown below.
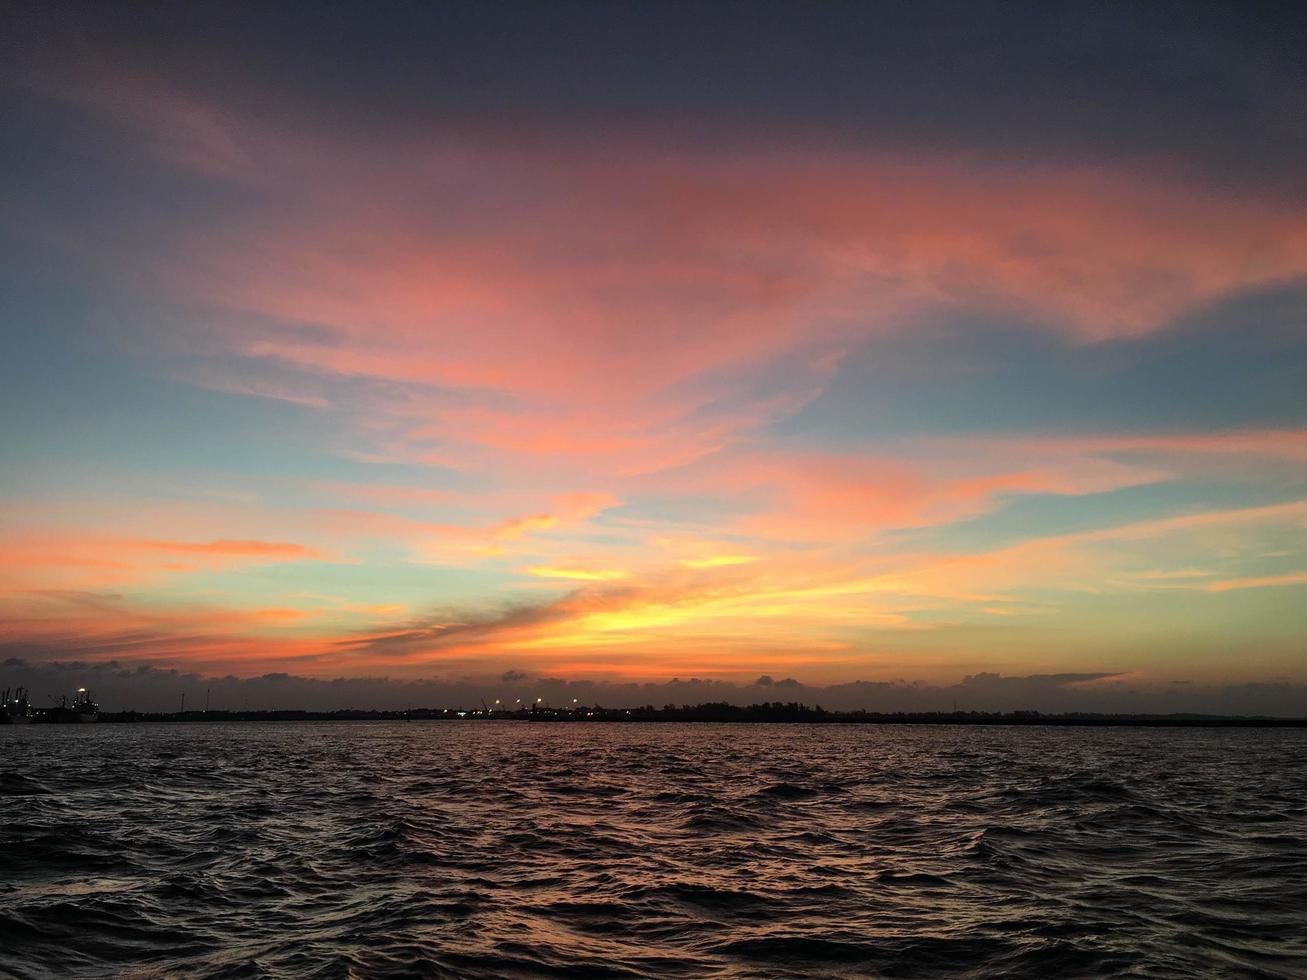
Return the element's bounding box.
[5,490,1302,680]
[492,515,557,541]
[0,529,330,592]
[0,589,332,672]
[144,539,320,557]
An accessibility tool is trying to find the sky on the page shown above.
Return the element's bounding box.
[2,2,1306,712]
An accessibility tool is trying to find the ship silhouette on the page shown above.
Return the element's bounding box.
[49,688,100,723]
[1,686,34,724]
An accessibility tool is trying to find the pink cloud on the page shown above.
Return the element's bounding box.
[641,449,1159,544]
[35,71,1306,484]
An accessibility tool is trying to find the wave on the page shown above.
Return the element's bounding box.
[2,722,1304,978]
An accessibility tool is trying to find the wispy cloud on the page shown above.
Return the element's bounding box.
[1206,571,1307,593]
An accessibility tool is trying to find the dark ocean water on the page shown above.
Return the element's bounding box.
[1,723,1305,979]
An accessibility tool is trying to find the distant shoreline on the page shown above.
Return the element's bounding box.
[12,705,1303,728]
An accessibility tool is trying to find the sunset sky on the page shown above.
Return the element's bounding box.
[3,3,1305,710]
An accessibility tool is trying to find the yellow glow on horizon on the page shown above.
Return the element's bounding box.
[523,566,631,581]
[678,555,760,568]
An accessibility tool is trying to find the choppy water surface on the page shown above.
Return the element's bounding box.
[2,723,1305,978]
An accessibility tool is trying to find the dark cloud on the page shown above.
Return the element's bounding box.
[333,598,577,658]
[2,659,1303,716]
[6,1,1304,193]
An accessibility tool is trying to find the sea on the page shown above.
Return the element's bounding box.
[1,722,1305,979]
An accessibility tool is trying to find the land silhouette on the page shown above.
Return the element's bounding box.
[72,701,1307,727]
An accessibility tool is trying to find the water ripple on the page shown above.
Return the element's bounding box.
[2,723,1305,978]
